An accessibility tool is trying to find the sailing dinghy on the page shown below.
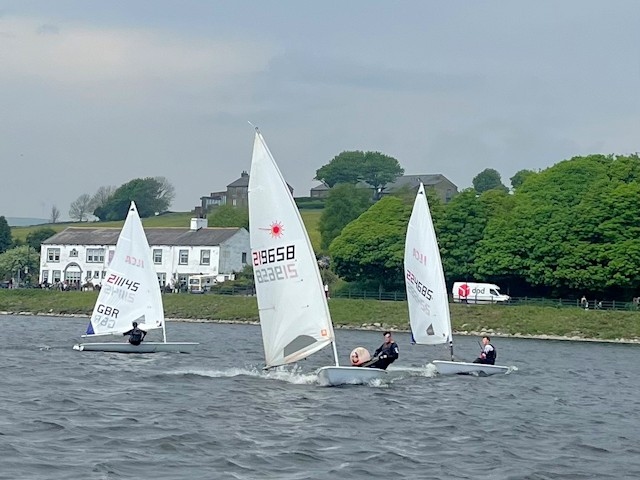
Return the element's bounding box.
[404,183,508,376]
[73,202,198,354]
[248,129,386,386]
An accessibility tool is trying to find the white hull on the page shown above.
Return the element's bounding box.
[316,366,387,386]
[433,360,509,376]
[73,342,198,354]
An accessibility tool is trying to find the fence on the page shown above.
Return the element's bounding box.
[188,285,640,312]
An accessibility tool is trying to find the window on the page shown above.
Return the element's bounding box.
[70,248,78,257]
[446,188,453,203]
[101,271,106,278]
[200,249,210,265]
[52,270,61,283]
[87,248,105,263]
[94,271,100,279]
[157,272,166,286]
[42,270,49,282]
[86,270,92,280]
[179,250,189,265]
[153,249,162,264]
[242,252,247,264]
[47,248,60,262]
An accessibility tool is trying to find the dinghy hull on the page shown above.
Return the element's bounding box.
[433,360,509,376]
[73,342,198,354]
[316,366,387,386]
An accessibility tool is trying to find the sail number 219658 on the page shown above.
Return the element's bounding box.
[253,245,297,283]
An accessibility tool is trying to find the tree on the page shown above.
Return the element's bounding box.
[510,169,536,190]
[361,151,404,198]
[475,154,640,297]
[90,185,116,211]
[315,150,404,194]
[208,205,249,229]
[319,184,371,251]
[94,177,175,221]
[25,228,57,251]
[0,245,40,284]
[69,193,93,222]
[0,216,11,253]
[330,196,411,291]
[315,151,365,187]
[472,168,508,193]
[49,205,60,224]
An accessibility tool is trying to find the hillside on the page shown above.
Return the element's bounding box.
[10,210,324,251]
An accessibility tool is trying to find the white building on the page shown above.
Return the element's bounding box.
[39,218,250,289]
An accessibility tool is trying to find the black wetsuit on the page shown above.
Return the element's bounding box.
[473,344,496,365]
[123,327,147,346]
[367,342,399,370]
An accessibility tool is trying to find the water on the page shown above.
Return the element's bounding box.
[1,315,640,479]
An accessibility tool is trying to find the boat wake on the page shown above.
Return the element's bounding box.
[166,366,319,385]
[387,363,438,378]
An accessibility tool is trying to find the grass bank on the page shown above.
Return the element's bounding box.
[1,290,639,342]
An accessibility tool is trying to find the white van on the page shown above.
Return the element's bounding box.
[188,275,216,294]
[452,282,510,304]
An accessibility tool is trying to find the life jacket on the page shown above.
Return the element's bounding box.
[485,344,496,364]
[129,328,143,343]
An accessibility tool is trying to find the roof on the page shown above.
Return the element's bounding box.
[227,171,250,188]
[310,182,330,191]
[42,227,245,247]
[385,174,452,190]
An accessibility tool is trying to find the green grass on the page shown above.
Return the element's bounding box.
[2,290,640,341]
[10,212,197,242]
[300,209,323,251]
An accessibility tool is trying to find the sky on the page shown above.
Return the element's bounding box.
[1,0,639,219]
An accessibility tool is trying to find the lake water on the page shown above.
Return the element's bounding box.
[1,314,640,479]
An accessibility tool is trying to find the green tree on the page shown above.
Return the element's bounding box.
[94,177,175,221]
[25,228,57,251]
[315,150,404,194]
[475,154,640,297]
[208,205,249,229]
[319,184,371,251]
[510,169,536,190]
[0,245,40,284]
[361,151,404,198]
[472,168,508,193]
[0,216,11,253]
[315,151,365,187]
[330,196,411,291]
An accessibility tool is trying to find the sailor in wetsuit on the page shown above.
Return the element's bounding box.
[123,321,147,346]
[367,331,399,370]
[473,335,496,365]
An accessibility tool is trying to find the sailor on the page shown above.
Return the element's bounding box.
[123,321,147,346]
[473,335,496,365]
[367,331,399,370]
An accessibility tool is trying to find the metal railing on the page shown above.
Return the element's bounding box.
[174,285,640,311]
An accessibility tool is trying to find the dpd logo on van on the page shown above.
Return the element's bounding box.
[458,284,470,298]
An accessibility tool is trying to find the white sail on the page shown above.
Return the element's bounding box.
[248,131,336,368]
[404,183,452,345]
[85,201,164,337]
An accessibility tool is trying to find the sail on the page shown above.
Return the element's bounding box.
[404,183,452,345]
[248,131,335,368]
[86,201,164,336]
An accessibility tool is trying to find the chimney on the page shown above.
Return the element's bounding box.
[190,217,208,230]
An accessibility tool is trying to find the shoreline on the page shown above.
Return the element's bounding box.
[3,311,640,345]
